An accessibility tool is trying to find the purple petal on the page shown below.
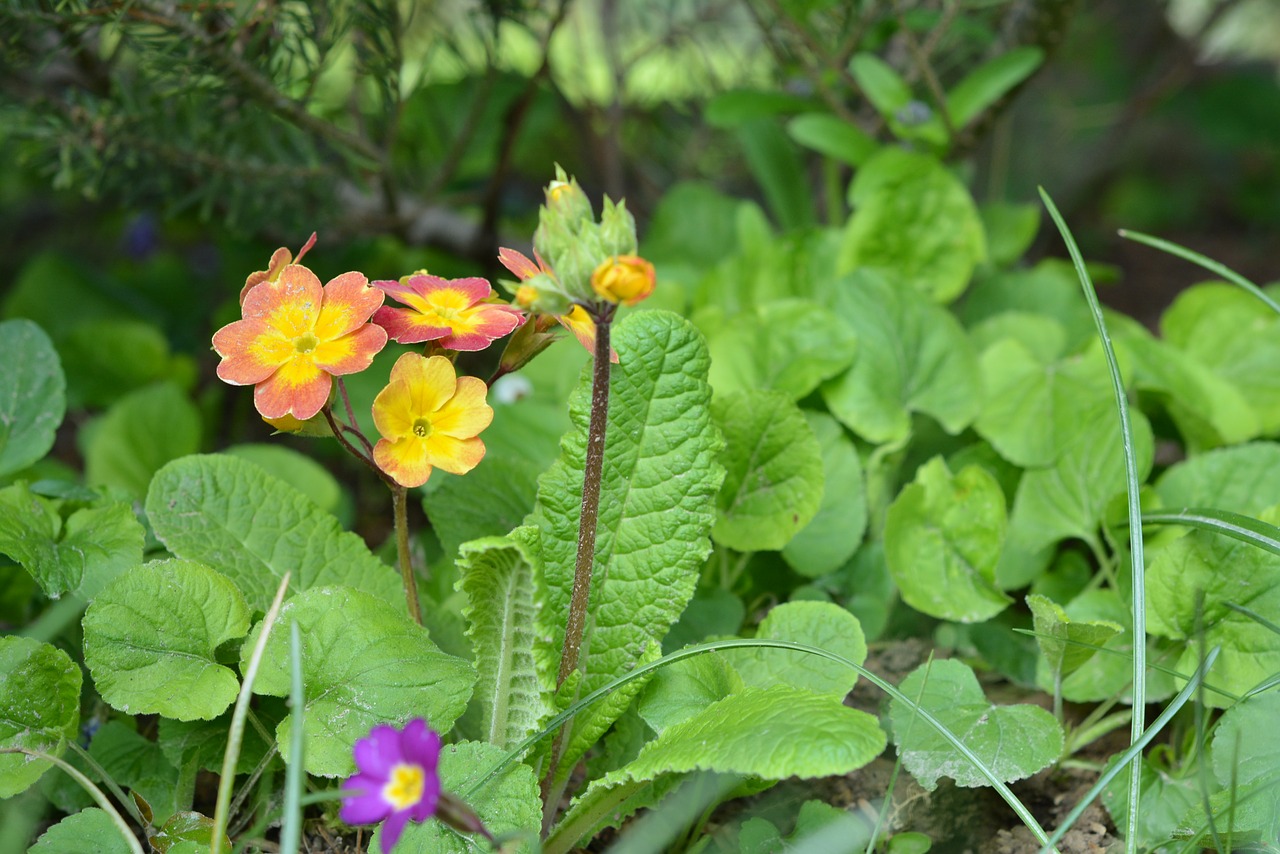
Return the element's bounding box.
[354,725,404,779]
[409,776,441,821]
[399,720,442,772]
[379,809,412,854]
[340,775,392,825]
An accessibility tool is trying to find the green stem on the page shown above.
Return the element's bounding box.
[392,484,422,625]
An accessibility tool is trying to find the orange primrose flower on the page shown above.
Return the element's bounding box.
[239,232,317,305]
[213,265,387,421]
[591,255,655,306]
[496,247,618,363]
[371,353,493,488]
[372,274,524,351]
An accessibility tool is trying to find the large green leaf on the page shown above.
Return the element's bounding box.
[637,652,742,734]
[884,457,1011,622]
[223,444,345,519]
[424,456,541,564]
[86,721,181,823]
[782,412,866,578]
[244,586,476,777]
[27,809,132,854]
[730,601,867,698]
[530,310,724,777]
[384,742,540,854]
[890,659,1062,791]
[1146,510,1280,706]
[1155,442,1280,515]
[1101,754,1200,852]
[0,636,81,798]
[0,483,144,601]
[837,148,986,303]
[456,527,552,749]
[59,318,188,409]
[1212,690,1280,789]
[83,382,201,498]
[0,319,65,478]
[820,270,980,445]
[83,560,250,721]
[713,390,823,552]
[146,454,401,612]
[706,300,857,401]
[552,686,886,850]
[959,260,1095,352]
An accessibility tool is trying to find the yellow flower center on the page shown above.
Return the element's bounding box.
[294,332,319,354]
[412,417,433,438]
[381,763,425,811]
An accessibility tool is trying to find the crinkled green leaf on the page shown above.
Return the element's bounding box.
[821,270,980,445]
[782,412,866,578]
[87,720,180,823]
[1156,442,1280,515]
[706,300,856,400]
[530,311,723,775]
[1026,593,1122,677]
[837,149,986,303]
[456,526,551,749]
[884,457,1011,623]
[638,652,742,734]
[424,456,541,564]
[83,382,201,498]
[890,659,1062,791]
[1146,512,1280,707]
[555,686,885,849]
[713,390,823,551]
[0,319,65,479]
[146,454,401,611]
[0,636,81,797]
[83,560,250,721]
[0,483,144,601]
[731,602,867,698]
[223,443,345,519]
[244,586,475,777]
[27,808,131,854]
[387,741,540,854]
[1212,691,1280,789]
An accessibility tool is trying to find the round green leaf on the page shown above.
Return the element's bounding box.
[713,390,824,551]
[732,601,867,698]
[885,457,1011,623]
[83,560,250,721]
[28,808,132,854]
[223,443,345,519]
[0,636,81,797]
[782,412,866,577]
[82,382,201,498]
[0,318,65,478]
[244,586,476,777]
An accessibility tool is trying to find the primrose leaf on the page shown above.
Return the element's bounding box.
[960,260,1095,352]
[1026,593,1122,677]
[83,381,201,498]
[890,659,1063,791]
[146,454,401,612]
[837,148,986,303]
[713,389,823,551]
[1145,515,1280,706]
[730,601,867,698]
[979,203,1040,269]
[638,652,743,734]
[821,269,980,445]
[706,300,857,400]
[383,741,540,854]
[28,808,133,854]
[424,456,541,564]
[158,712,272,775]
[1155,442,1280,515]
[456,526,552,749]
[1101,754,1201,852]
[87,720,181,823]
[1212,690,1280,789]
[0,483,144,601]
[530,311,723,776]
[782,412,866,578]
[83,560,250,721]
[223,443,345,519]
[0,318,65,479]
[245,586,476,777]
[0,636,81,797]
[885,457,1011,622]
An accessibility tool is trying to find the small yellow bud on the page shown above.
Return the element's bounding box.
[590,255,656,306]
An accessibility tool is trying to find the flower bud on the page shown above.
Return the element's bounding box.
[598,198,638,257]
[543,164,593,227]
[591,255,656,306]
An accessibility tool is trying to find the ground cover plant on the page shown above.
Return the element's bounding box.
[3,2,1280,853]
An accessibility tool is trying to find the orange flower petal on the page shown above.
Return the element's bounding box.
[424,434,486,475]
[432,376,493,439]
[244,265,323,338]
[497,248,540,281]
[253,356,331,420]
[560,306,619,363]
[213,318,291,384]
[372,305,452,344]
[374,437,433,488]
[311,323,387,376]
[313,271,384,341]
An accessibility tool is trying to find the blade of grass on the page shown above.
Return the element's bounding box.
[1141,509,1280,559]
[211,571,291,854]
[278,620,306,854]
[1038,646,1220,853]
[1118,229,1280,318]
[1040,187,1147,854]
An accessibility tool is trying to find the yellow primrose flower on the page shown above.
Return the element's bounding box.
[590,255,655,306]
[371,353,493,488]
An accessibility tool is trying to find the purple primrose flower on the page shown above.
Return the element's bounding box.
[341,718,442,853]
